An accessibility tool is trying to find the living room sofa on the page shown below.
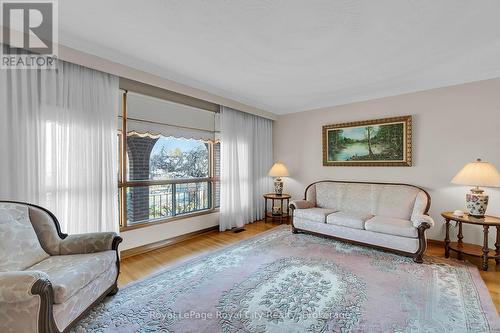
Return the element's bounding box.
[0,201,122,333]
[290,181,434,262]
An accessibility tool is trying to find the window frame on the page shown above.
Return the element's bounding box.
[118,91,219,231]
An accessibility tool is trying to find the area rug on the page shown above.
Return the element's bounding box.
[73,226,500,333]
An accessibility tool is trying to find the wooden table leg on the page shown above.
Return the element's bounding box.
[444,219,450,258]
[286,198,290,224]
[280,199,284,224]
[457,221,463,260]
[264,198,268,223]
[272,199,275,224]
[496,226,500,265]
[482,225,489,271]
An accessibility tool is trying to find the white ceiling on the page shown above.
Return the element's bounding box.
[60,0,500,114]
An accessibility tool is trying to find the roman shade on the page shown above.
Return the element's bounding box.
[119,92,219,141]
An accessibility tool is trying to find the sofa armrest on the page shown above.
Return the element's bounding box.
[289,200,315,210]
[0,271,56,333]
[59,232,120,255]
[0,271,50,303]
[411,215,434,228]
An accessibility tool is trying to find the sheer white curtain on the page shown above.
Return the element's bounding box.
[219,106,273,231]
[0,61,119,233]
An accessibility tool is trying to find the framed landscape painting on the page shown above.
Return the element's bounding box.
[322,115,412,166]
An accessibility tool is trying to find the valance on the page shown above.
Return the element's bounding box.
[119,92,219,141]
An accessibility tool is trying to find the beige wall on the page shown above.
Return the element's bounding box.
[120,212,219,251]
[274,78,500,245]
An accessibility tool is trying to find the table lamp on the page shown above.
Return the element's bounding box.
[451,158,500,217]
[268,162,289,195]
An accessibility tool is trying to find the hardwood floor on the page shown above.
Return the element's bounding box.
[118,221,277,286]
[119,221,500,313]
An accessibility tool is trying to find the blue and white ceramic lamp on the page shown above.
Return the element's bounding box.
[452,158,500,217]
[268,162,290,196]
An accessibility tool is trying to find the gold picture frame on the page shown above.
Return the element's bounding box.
[322,115,412,167]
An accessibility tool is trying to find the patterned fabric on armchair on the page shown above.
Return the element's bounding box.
[0,201,122,333]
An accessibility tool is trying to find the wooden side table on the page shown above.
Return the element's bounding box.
[441,211,500,271]
[263,193,291,224]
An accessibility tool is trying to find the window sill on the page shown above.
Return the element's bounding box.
[119,208,220,232]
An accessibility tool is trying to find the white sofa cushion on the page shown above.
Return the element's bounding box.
[326,211,373,230]
[293,208,336,223]
[52,265,117,331]
[315,182,346,210]
[340,184,375,213]
[365,216,418,238]
[374,185,420,220]
[0,203,49,271]
[28,250,116,304]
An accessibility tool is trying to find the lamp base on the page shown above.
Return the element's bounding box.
[274,178,283,195]
[466,187,488,217]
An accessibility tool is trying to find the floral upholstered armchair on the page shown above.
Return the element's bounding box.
[0,201,122,333]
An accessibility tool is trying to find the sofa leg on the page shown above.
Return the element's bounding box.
[413,222,430,264]
[413,255,424,264]
[107,284,119,296]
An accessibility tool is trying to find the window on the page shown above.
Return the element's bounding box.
[149,137,209,180]
[118,91,220,229]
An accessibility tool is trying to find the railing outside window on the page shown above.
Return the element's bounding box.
[119,150,217,229]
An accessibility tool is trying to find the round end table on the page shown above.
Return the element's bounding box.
[442,211,500,271]
[263,193,291,224]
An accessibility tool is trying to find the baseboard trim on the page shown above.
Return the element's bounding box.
[120,225,219,259]
[427,239,444,246]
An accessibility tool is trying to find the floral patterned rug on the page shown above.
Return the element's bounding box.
[73,226,500,333]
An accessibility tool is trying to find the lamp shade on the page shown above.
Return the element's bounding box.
[451,159,500,187]
[268,162,290,177]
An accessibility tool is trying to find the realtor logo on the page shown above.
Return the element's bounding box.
[1,0,58,69]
